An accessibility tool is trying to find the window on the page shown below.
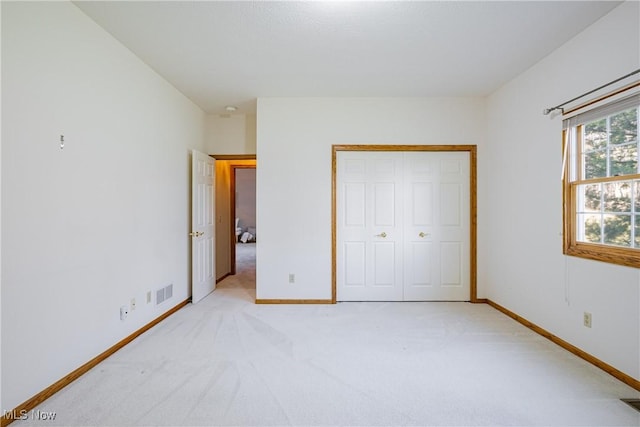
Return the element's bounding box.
[563,93,640,267]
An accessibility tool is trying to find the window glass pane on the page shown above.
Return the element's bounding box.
[578,213,601,243]
[603,181,631,212]
[584,150,606,179]
[610,108,638,145]
[578,183,601,211]
[603,214,631,246]
[584,118,608,151]
[610,144,637,175]
[635,181,640,212]
[635,216,640,248]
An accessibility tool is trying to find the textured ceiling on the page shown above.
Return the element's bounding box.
[74,1,622,114]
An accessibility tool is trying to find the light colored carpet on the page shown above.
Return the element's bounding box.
[216,243,256,299]
[13,243,640,426]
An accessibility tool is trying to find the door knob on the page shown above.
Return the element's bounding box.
[189,232,197,237]
[375,232,387,238]
[419,232,428,238]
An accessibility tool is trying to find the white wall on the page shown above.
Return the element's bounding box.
[256,98,486,300]
[205,114,257,154]
[215,161,233,280]
[1,1,205,411]
[484,1,640,380]
[0,0,3,412]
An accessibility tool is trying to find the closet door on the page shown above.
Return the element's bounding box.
[403,152,470,301]
[337,151,403,301]
[337,150,470,301]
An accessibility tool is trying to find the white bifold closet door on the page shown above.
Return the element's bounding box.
[337,151,470,301]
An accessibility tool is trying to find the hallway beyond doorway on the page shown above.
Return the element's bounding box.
[217,243,256,302]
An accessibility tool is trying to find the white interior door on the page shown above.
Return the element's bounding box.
[337,152,403,301]
[191,150,215,303]
[403,152,470,301]
[337,150,470,302]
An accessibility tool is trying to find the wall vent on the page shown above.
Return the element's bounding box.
[155,284,174,305]
[156,289,165,305]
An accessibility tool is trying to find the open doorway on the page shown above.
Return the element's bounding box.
[231,165,256,275]
[212,156,256,290]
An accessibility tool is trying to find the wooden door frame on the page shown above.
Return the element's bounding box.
[331,145,478,303]
[230,164,256,274]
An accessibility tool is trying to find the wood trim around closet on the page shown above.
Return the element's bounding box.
[331,144,478,303]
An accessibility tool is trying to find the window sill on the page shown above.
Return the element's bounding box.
[564,242,640,268]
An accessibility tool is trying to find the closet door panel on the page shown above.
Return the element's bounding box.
[344,242,366,287]
[440,241,463,287]
[337,151,403,301]
[404,152,469,301]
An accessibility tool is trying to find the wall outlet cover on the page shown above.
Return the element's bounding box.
[583,312,592,328]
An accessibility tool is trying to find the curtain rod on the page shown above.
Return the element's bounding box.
[543,68,640,115]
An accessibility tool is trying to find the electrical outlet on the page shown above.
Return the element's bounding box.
[146,291,152,304]
[289,273,295,284]
[120,305,129,320]
[131,298,136,311]
[583,312,592,328]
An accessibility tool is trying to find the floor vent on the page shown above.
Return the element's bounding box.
[155,284,173,305]
[621,399,640,412]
